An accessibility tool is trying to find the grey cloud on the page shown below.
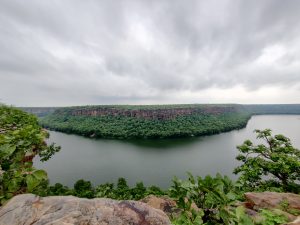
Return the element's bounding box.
[0,0,299,106]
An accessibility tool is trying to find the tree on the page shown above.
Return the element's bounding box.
[234,129,300,192]
[74,179,95,198]
[0,106,60,205]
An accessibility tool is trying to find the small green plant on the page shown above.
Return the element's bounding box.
[172,209,204,225]
[279,199,300,216]
[258,209,288,225]
[170,173,253,225]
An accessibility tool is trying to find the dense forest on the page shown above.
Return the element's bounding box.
[38,104,251,139]
[2,106,300,224]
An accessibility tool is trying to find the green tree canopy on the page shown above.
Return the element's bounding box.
[0,106,60,204]
[234,129,300,192]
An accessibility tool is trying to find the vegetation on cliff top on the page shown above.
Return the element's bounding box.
[39,104,251,139]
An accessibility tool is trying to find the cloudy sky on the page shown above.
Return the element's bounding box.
[0,0,300,106]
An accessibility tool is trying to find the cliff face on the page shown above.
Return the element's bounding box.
[69,106,238,120]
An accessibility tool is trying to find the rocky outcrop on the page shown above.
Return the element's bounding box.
[0,194,171,225]
[70,106,238,120]
[141,195,200,219]
[141,195,180,218]
[287,216,300,224]
[244,192,300,224]
[244,192,300,211]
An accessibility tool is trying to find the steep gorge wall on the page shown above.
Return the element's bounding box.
[69,105,239,120]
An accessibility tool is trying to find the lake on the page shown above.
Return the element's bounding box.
[34,115,300,188]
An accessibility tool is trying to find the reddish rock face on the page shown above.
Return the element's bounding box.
[70,106,237,120]
[243,192,300,224]
[244,192,300,211]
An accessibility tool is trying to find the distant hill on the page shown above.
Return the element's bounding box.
[20,107,59,117]
[35,104,250,139]
[243,104,300,114]
[20,104,300,139]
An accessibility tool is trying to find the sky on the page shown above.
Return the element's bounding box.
[0,0,300,106]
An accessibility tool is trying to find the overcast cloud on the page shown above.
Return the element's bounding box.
[0,0,300,106]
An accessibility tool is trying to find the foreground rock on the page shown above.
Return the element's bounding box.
[141,195,180,218]
[0,194,171,225]
[245,192,300,211]
[244,192,300,224]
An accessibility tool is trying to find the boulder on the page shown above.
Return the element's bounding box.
[287,216,300,225]
[0,194,171,225]
[140,195,181,217]
[244,192,300,212]
[141,195,200,218]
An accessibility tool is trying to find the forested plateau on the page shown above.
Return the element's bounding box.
[34,104,250,139]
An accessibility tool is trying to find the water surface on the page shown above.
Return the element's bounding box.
[34,115,300,188]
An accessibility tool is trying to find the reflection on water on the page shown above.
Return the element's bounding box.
[34,115,300,188]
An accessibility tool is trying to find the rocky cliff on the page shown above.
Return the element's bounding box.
[67,105,239,120]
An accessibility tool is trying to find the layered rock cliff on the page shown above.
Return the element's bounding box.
[65,105,240,120]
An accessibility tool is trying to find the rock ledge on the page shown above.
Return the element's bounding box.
[0,194,171,225]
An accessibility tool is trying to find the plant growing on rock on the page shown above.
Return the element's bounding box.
[170,173,252,224]
[234,129,300,192]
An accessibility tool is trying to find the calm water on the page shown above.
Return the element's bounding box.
[34,115,300,188]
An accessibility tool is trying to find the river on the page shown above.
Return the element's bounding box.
[34,115,300,188]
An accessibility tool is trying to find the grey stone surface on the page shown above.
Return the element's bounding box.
[0,194,171,225]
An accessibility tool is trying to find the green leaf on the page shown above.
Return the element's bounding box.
[32,170,47,180]
[26,170,47,192]
[0,144,16,158]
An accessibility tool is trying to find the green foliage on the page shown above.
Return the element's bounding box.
[0,106,60,204]
[146,185,166,196]
[26,170,47,192]
[94,178,166,200]
[74,179,95,198]
[279,199,300,216]
[234,206,255,225]
[49,178,166,201]
[172,209,204,225]
[258,209,288,225]
[170,173,253,224]
[234,129,300,192]
[49,183,73,196]
[39,105,251,139]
